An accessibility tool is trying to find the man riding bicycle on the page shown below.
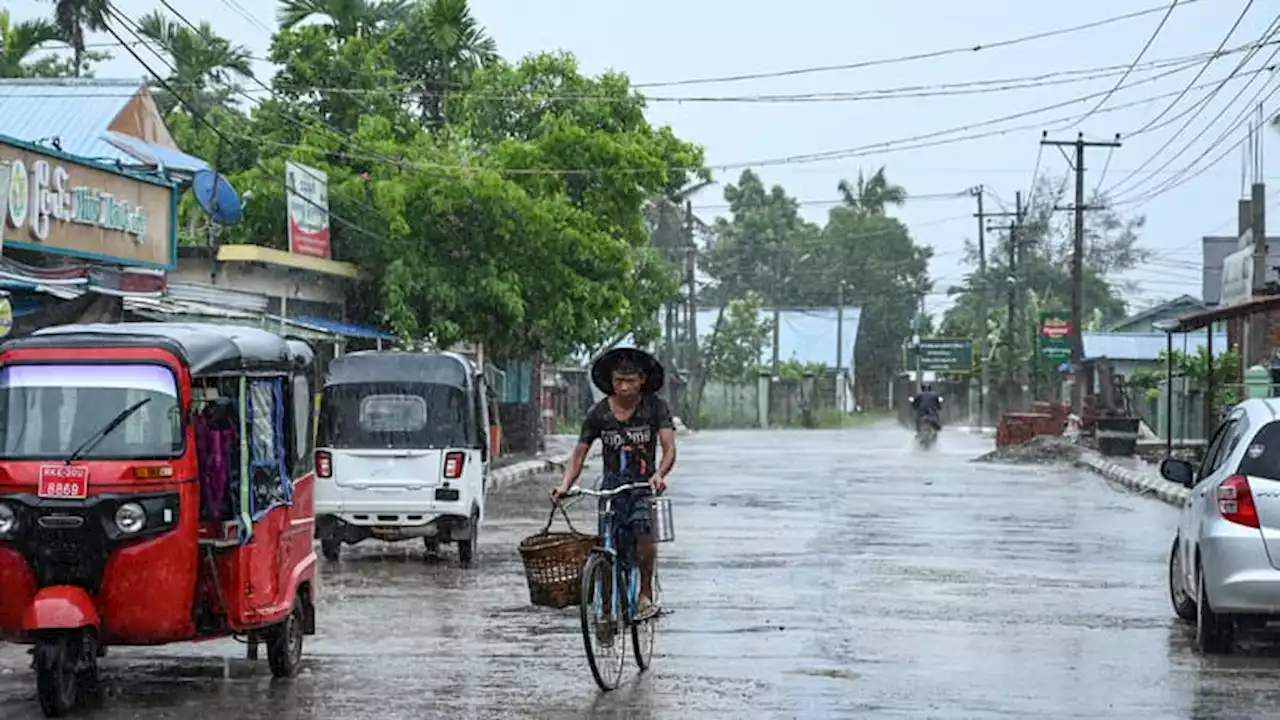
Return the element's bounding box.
[552,347,676,621]
[910,383,943,434]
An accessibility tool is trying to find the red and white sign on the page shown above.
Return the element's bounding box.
[1041,318,1072,339]
[285,161,331,259]
[38,465,89,499]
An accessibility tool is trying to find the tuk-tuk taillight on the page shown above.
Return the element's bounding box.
[443,451,465,479]
[316,450,332,478]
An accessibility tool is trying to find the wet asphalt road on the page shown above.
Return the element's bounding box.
[4,424,1280,718]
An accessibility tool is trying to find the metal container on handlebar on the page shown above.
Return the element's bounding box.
[650,496,675,543]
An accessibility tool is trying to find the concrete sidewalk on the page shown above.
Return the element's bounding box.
[488,436,601,492]
[1074,450,1189,507]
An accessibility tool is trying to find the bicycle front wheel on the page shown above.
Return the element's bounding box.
[579,553,627,691]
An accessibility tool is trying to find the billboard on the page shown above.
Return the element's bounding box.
[1219,245,1253,308]
[286,161,330,258]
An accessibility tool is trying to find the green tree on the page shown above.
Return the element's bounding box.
[703,291,771,382]
[276,0,409,39]
[700,170,814,307]
[388,0,498,127]
[137,11,254,116]
[0,10,63,77]
[47,0,108,77]
[836,166,906,217]
[940,174,1151,403]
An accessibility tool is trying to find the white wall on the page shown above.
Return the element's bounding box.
[170,256,347,306]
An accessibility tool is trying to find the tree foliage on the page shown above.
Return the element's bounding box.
[106,0,705,360]
[939,174,1150,398]
[702,291,771,383]
[701,168,931,407]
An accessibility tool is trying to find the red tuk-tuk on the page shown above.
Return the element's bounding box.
[0,323,318,716]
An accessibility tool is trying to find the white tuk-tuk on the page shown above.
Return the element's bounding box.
[314,351,490,566]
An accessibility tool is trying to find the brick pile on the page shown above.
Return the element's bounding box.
[996,412,1058,448]
[1031,401,1070,434]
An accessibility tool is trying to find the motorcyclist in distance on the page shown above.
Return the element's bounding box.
[910,383,943,434]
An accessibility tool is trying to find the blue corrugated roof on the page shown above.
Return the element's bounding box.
[286,314,397,341]
[0,79,208,173]
[103,131,208,173]
[1082,331,1229,361]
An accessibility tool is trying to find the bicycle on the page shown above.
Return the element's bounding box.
[559,480,661,691]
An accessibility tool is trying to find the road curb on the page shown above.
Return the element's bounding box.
[488,445,601,493]
[1074,450,1189,506]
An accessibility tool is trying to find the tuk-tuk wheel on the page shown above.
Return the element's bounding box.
[267,602,305,679]
[320,539,341,561]
[457,509,479,568]
[35,633,86,717]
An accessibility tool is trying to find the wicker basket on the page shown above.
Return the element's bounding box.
[519,506,597,609]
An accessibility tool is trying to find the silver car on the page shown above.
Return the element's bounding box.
[1162,399,1280,654]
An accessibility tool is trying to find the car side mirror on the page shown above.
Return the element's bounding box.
[1160,457,1196,488]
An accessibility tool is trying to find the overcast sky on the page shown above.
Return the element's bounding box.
[9,0,1277,320]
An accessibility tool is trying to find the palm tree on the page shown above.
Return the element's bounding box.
[0,10,64,78]
[48,0,109,77]
[391,0,498,126]
[136,11,253,116]
[276,0,409,39]
[836,166,907,216]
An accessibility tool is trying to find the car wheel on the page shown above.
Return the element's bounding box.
[457,510,479,569]
[320,539,341,561]
[1169,537,1196,622]
[1196,561,1232,654]
[267,601,305,678]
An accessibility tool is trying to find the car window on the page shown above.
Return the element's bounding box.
[1201,418,1237,478]
[1225,415,1251,458]
[1238,420,1280,480]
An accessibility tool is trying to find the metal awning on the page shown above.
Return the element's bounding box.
[282,314,397,341]
[1168,294,1280,333]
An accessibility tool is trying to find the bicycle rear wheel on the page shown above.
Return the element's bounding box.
[632,567,657,671]
[579,553,627,691]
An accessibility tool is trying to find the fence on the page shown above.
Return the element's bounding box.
[697,373,847,429]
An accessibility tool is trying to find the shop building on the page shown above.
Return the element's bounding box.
[0,79,394,350]
[0,132,179,332]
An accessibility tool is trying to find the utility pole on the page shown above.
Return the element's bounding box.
[771,244,782,378]
[835,280,845,411]
[684,200,698,424]
[1041,132,1122,417]
[981,199,1025,414]
[971,185,989,429]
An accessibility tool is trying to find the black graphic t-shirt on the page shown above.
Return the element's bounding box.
[578,394,674,480]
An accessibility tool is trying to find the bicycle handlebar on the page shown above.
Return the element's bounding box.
[564,482,651,499]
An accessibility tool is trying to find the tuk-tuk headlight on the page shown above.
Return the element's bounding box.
[114,503,146,534]
[0,503,14,535]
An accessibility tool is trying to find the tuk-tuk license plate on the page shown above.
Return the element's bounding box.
[38,465,89,500]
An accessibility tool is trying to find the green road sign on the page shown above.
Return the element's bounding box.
[1038,311,1073,363]
[903,337,974,373]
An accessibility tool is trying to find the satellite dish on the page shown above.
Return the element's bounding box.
[191,169,243,225]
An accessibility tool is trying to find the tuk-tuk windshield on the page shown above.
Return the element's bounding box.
[0,364,182,460]
[318,381,469,449]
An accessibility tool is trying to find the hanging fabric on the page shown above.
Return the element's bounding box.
[237,376,253,542]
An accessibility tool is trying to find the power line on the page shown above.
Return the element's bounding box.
[14,41,1276,105]
[1132,0,1256,134]
[99,3,389,247]
[1109,35,1280,203]
[1103,13,1280,197]
[632,0,1207,88]
[1069,0,1183,127]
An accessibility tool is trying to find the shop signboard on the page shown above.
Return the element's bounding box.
[0,136,175,269]
[1219,244,1254,308]
[1038,311,1073,363]
[903,337,974,373]
[286,161,331,258]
